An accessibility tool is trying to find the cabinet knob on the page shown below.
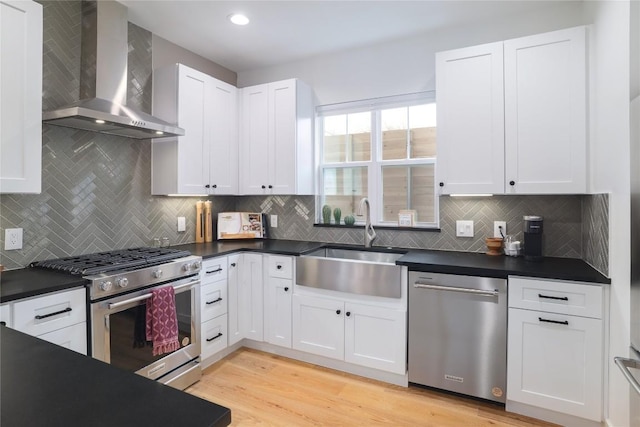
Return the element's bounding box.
[439,182,444,187]
[268,185,273,189]
[284,287,289,292]
[212,184,217,188]
[509,180,515,186]
[205,184,210,189]
[336,309,341,315]
[276,265,282,270]
[261,185,266,189]
[230,263,236,267]
[346,311,351,317]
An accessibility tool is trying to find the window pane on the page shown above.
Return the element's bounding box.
[409,104,437,159]
[322,167,368,221]
[381,107,408,160]
[323,113,371,163]
[381,164,435,223]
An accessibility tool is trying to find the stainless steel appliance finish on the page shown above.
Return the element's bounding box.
[42,1,184,139]
[32,247,202,390]
[297,247,404,298]
[408,272,508,403]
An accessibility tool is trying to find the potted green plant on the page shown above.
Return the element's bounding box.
[333,207,342,225]
[322,205,332,224]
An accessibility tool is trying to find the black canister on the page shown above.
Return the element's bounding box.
[523,215,543,261]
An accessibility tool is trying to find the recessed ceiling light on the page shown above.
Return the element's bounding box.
[228,13,249,26]
[95,119,105,124]
[155,131,164,135]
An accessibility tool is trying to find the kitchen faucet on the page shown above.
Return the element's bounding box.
[357,198,377,248]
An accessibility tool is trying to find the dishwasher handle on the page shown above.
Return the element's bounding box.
[614,356,640,396]
[413,282,499,297]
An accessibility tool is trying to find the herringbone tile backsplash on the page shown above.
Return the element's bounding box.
[0,0,609,278]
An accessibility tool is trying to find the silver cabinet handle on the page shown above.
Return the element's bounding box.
[614,357,640,395]
[413,282,499,297]
[108,280,199,310]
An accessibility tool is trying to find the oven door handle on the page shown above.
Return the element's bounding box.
[107,280,199,310]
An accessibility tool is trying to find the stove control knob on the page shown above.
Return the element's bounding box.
[192,261,201,270]
[100,281,113,292]
[153,269,163,279]
[116,277,129,288]
[182,263,192,272]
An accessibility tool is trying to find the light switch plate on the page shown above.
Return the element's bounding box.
[456,220,474,238]
[270,215,278,228]
[177,217,186,232]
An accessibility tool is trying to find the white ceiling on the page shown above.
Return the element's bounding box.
[120,0,568,73]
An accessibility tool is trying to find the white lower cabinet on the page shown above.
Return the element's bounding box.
[264,255,294,348]
[507,277,604,423]
[1,303,11,327]
[227,254,242,346]
[293,294,406,374]
[11,287,87,355]
[240,253,264,341]
[199,256,229,361]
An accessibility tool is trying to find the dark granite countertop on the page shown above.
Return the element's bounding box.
[397,249,610,284]
[0,268,89,303]
[0,326,231,427]
[0,239,609,306]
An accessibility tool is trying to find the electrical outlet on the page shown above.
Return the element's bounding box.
[270,215,278,228]
[177,217,186,232]
[456,220,474,238]
[5,228,23,250]
[494,221,506,238]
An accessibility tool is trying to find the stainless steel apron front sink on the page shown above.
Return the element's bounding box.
[296,247,405,298]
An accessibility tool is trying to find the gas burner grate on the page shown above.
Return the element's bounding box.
[31,247,192,275]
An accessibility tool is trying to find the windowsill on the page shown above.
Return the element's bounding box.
[313,223,441,232]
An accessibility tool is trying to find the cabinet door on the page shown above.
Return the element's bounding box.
[292,294,344,360]
[507,308,602,421]
[38,322,87,355]
[265,277,292,348]
[201,315,228,360]
[269,80,297,194]
[504,26,586,194]
[0,0,42,194]
[1,303,12,328]
[240,84,270,194]
[227,255,242,345]
[240,253,263,341]
[344,303,406,374]
[209,79,238,194]
[176,65,211,194]
[436,42,505,195]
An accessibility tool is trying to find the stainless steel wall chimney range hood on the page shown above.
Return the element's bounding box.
[42,0,184,139]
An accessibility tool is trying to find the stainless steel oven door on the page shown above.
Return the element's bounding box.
[91,276,201,381]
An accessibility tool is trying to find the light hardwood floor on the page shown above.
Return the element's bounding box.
[187,348,558,427]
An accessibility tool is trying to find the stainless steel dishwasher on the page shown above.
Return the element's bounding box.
[408,271,507,403]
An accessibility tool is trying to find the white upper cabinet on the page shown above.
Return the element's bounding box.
[152,64,238,195]
[0,0,42,194]
[504,26,587,194]
[436,26,587,195]
[436,42,505,195]
[239,79,314,195]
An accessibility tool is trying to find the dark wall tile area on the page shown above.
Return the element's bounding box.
[0,1,609,279]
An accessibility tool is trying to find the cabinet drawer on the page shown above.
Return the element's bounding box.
[38,322,87,355]
[201,257,228,283]
[508,277,603,319]
[13,288,86,336]
[201,315,228,360]
[267,255,293,279]
[201,280,227,322]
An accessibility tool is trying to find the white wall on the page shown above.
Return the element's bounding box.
[238,1,584,105]
[584,1,632,426]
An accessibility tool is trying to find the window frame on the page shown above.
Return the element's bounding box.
[316,92,438,229]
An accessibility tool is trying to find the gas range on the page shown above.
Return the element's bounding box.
[31,247,202,301]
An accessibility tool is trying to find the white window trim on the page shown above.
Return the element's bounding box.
[316,91,439,229]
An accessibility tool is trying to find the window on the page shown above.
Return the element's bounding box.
[317,93,437,228]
